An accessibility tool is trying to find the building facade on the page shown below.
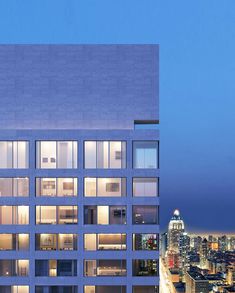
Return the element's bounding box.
[0,45,159,293]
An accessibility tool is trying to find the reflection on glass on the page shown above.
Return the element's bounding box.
[84,259,126,276]
[84,234,126,251]
[132,259,158,277]
[133,234,158,250]
[133,206,158,225]
[133,141,158,169]
[133,178,158,197]
[0,206,29,225]
[0,141,29,168]
[36,206,77,225]
[0,178,29,197]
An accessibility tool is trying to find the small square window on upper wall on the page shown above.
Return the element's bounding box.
[133,141,159,169]
[0,141,29,168]
[36,141,77,169]
[84,141,126,169]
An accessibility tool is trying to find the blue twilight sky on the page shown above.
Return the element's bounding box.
[0,0,235,232]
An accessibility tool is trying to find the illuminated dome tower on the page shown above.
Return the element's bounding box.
[168,209,185,253]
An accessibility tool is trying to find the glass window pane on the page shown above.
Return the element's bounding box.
[39,141,57,169]
[98,234,126,250]
[17,206,29,225]
[14,178,29,197]
[58,234,77,250]
[58,141,72,168]
[133,234,158,250]
[84,234,96,251]
[84,141,96,168]
[110,141,122,168]
[16,142,29,168]
[97,206,109,224]
[133,178,158,197]
[37,206,56,224]
[18,234,29,250]
[84,178,96,197]
[132,260,158,277]
[133,206,158,225]
[0,206,12,224]
[0,234,13,250]
[58,206,77,224]
[109,206,126,225]
[57,178,77,196]
[133,141,158,169]
[97,178,125,197]
[37,234,56,250]
[97,141,109,168]
[0,142,12,168]
[133,286,159,293]
[84,206,97,224]
[0,178,13,196]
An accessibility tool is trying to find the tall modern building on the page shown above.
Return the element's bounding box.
[0,45,159,293]
[166,209,184,269]
[185,271,209,293]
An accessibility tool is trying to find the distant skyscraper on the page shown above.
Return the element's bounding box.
[160,232,168,259]
[167,209,184,269]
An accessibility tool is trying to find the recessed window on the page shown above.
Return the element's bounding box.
[84,259,126,277]
[0,260,29,276]
[36,206,77,225]
[84,286,126,293]
[133,286,159,293]
[36,286,77,293]
[0,141,29,168]
[133,178,158,197]
[132,259,158,277]
[35,234,77,251]
[0,178,29,197]
[36,178,77,197]
[84,206,126,225]
[84,178,126,197]
[35,260,77,277]
[133,141,158,169]
[36,141,77,169]
[132,206,159,225]
[84,141,126,168]
[133,234,158,250]
[0,206,29,225]
[0,234,29,251]
[84,234,126,251]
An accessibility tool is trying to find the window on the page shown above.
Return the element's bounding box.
[84,234,126,251]
[36,141,77,169]
[0,206,29,225]
[0,234,29,251]
[84,178,126,197]
[84,141,126,168]
[133,141,158,168]
[133,206,158,225]
[36,206,77,225]
[84,206,126,225]
[0,286,29,293]
[84,286,126,293]
[0,178,29,197]
[35,260,77,277]
[133,234,158,250]
[84,260,126,276]
[132,286,159,293]
[0,141,29,168]
[133,178,158,197]
[0,260,29,276]
[36,178,77,197]
[35,286,77,293]
[132,259,158,276]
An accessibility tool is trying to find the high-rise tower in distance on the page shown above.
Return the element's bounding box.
[0,45,159,293]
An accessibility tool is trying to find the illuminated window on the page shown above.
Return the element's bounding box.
[132,206,158,225]
[84,141,126,168]
[35,286,77,293]
[36,178,77,197]
[133,234,158,250]
[133,178,158,197]
[36,141,77,169]
[84,234,126,251]
[84,286,126,293]
[0,259,29,276]
[0,287,29,293]
[0,206,29,225]
[36,206,77,225]
[0,141,29,168]
[84,206,126,225]
[84,259,126,277]
[84,178,126,197]
[133,286,159,293]
[0,178,29,197]
[133,141,158,169]
[0,234,29,251]
[132,259,158,276]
